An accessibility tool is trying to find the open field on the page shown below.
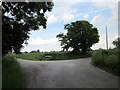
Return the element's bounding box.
[15,51,92,61]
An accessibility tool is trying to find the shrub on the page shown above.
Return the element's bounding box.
[105,54,118,69]
[24,51,28,53]
[91,48,119,76]
[91,49,106,67]
[105,54,118,75]
[2,54,24,88]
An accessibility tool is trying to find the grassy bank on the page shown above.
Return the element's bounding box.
[2,54,24,88]
[15,51,91,61]
[91,48,119,76]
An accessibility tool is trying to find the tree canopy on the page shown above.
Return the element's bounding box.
[56,20,99,54]
[2,1,54,56]
[112,37,120,48]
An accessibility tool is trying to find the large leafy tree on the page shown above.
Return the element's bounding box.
[57,20,99,54]
[2,1,54,55]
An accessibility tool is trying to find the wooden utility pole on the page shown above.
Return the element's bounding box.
[106,25,108,49]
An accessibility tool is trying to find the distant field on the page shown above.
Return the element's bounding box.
[15,51,91,61]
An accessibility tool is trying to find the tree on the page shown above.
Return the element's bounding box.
[57,20,99,54]
[2,1,54,56]
[112,37,120,48]
[56,33,69,51]
[37,49,40,52]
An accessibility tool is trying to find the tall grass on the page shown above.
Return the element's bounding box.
[2,54,24,88]
[91,48,119,76]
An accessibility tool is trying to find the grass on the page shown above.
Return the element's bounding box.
[91,48,119,76]
[15,51,91,61]
[2,54,24,88]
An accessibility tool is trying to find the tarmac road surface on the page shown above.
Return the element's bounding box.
[17,58,118,88]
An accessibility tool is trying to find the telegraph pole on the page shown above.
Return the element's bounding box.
[106,25,108,50]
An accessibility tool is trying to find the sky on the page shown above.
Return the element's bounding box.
[22,0,119,52]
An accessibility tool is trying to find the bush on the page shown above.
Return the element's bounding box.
[24,51,28,53]
[91,48,119,76]
[2,54,24,88]
[105,54,118,75]
[91,49,106,67]
[105,54,118,69]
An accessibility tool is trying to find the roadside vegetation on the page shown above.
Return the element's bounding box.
[2,54,24,88]
[2,2,54,88]
[15,51,92,61]
[92,37,120,77]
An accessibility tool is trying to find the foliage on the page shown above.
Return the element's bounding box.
[112,37,120,48]
[92,49,108,67]
[91,48,119,76]
[2,2,54,56]
[15,51,91,61]
[2,54,24,88]
[56,20,99,54]
[105,54,118,71]
[37,49,40,52]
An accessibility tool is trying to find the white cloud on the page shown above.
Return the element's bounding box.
[46,1,78,25]
[47,15,59,25]
[107,7,118,28]
[53,0,119,24]
[90,1,118,49]
[29,26,45,33]
[91,15,105,27]
[22,44,62,52]
[92,1,118,46]
[83,14,89,19]
[93,1,118,26]
[53,0,87,3]
[91,1,118,28]
[22,37,62,52]
[91,32,118,50]
[28,37,58,46]
[62,14,75,22]
[56,6,76,22]
[54,0,119,2]
[92,0,119,2]
[108,35,118,48]
[91,36,105,50]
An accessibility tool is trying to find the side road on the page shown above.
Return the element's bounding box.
[17,58,118,88]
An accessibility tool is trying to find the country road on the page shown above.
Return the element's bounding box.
[17,58,118,88]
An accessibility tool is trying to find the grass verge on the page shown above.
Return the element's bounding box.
[2,54,24,88]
